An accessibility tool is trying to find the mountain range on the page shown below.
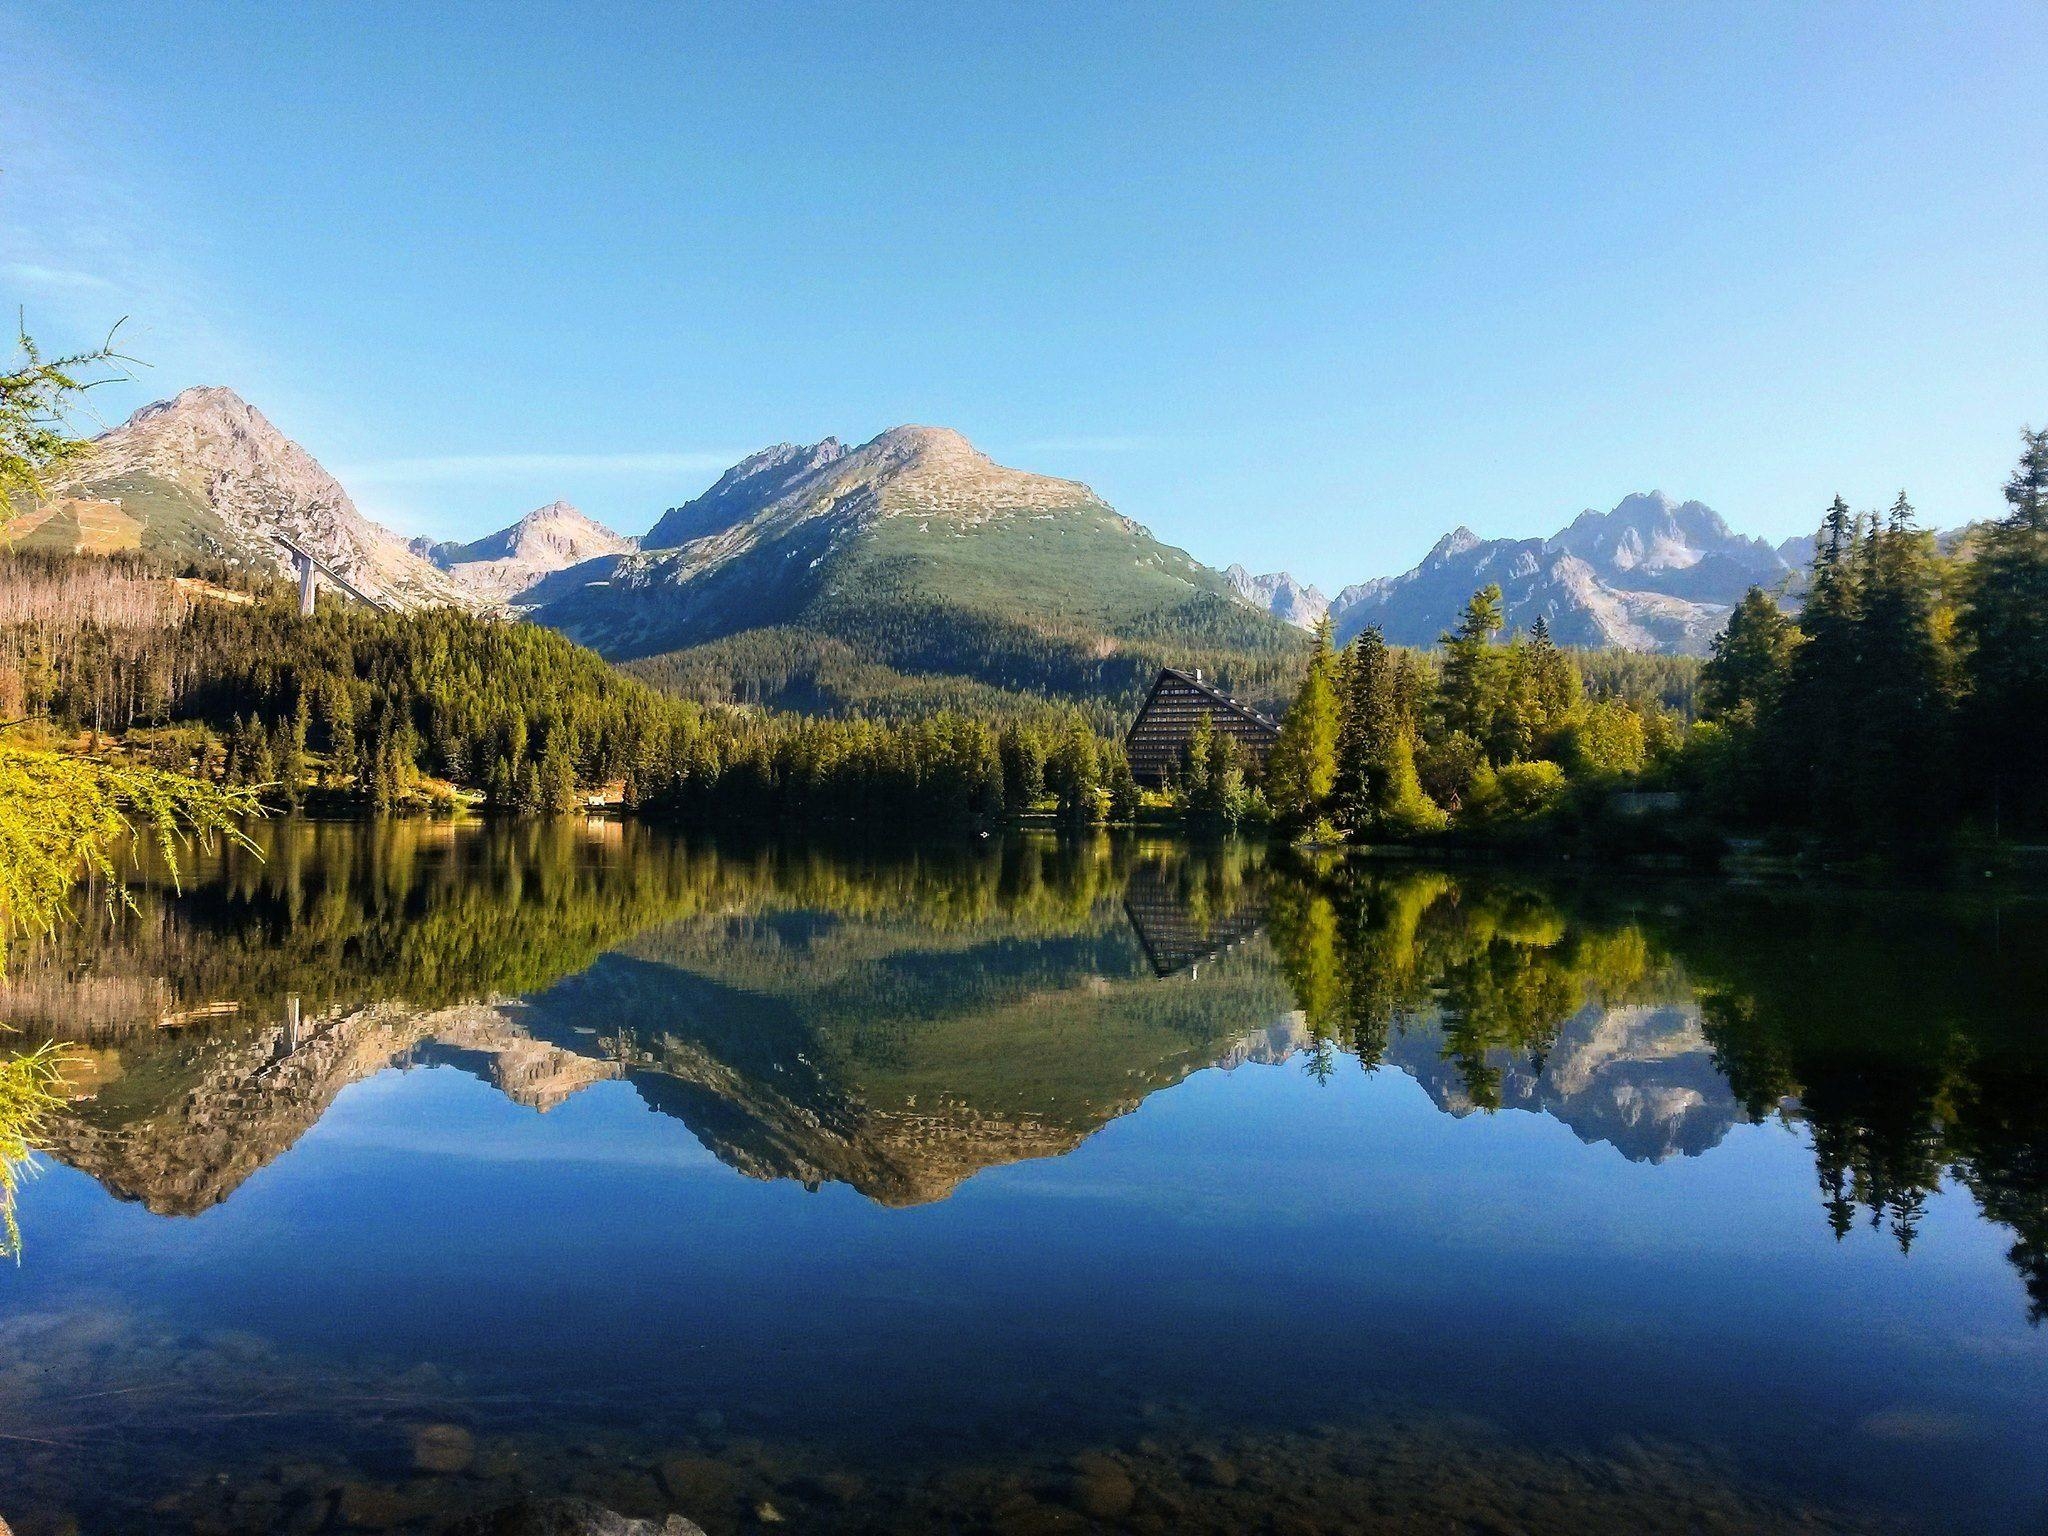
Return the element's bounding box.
[1231,492,1810,653]
[16,386,1832,691]
[411,499,638,604]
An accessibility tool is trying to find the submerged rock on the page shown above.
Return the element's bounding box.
[451,1496,706,1536]
[1065,1452,1136,1520]
[412,1423,477,1475]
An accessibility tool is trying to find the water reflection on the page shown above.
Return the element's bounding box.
[3,823,2047,1532]
[3,821,2045,1318]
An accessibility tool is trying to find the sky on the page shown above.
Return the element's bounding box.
[4,2,2044,588]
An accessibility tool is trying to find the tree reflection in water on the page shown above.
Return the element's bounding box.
[1,820,2042,1318]
[1263,857,2048,1321]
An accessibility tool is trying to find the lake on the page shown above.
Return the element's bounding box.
[0,821,2043,1535]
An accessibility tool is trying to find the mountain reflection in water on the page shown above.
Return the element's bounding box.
[0,821,2044,1534]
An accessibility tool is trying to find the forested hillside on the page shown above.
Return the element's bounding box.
[0,551,1135,827]
[1257,429,2048,852]
[534,426,1310,722]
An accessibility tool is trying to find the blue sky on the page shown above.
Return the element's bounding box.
[4,2,2043,587]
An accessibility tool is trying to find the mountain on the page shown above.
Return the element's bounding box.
[1225,564,1331,630]
[532,425,1306,717]
[1386,1001,1747,1162]
[643,438,847,549]
[415,499,636,603]
[10,386,468,608]
[1322,492,1799,654]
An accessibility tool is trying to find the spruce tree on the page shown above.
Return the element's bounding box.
[1267,617,1341,828]
[1959,428,2048,832]
[1438,585,1504,744]
[1335,626,1396,833]
[1780,498,1864,832]
[1102,742,1141,823]
[1702,588,1796,720]
[1853,491,1947,836]
[1526,616,1580,729]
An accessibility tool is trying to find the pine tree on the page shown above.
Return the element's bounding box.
[1780,498,1864,831]
[1103,741,1141,823]
[1438,584,1504,743]
[1267,616,1340,828]
[1853,491,1947,836]
[1702,588,1796,721]
[1959,428,2048,833]
[1334,626,1395,832]
[280,692,311,809]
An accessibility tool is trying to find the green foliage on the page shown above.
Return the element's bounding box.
[0,328,127,517]
[1377,730,1448,835]
[611,500,1312,725]
[1562,698,1648,781]
[1266,617,1340,829]
[1463,759,1569,824]
[0,1040,67,1258]
[1437,583,1504,740]
[1045,716,1107,824]
[1417,729,1486,811]
[1957,427,2048,828]
[1684,460,2037,847]
[1176,713,1253,830]
[1701,589,1795,721]
[1574,648,1702,719]
[0,746,259,970]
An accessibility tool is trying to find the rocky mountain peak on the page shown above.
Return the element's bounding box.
[1547,490,1757,577]
[642,436,848,550]
[869,424,982,460]
[496,500,630,559]
[1318,493,1799,655]
[426,500,635,604]
[1426,526,1484,563]
[852,426,1100,521]
[1225,564,1331,631]
[51,385,468,608]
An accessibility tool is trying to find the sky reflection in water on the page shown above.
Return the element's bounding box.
[0,822,2042,1535]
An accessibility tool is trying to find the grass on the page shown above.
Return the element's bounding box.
[610,502,1310,722]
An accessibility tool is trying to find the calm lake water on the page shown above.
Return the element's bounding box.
[1,821,2043,1535]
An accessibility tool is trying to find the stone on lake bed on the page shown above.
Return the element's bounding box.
[412,1422,477,1474]
[657,1452,739,1508]
[1065,1452,1136,1519]
[450,1496,708,1535]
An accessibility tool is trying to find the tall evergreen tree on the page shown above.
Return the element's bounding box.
[1779,498,1864,831]
[1438,584,1504,743]
[1959,428,2048,833]
[1267,616,1341,828]
[1702,588,1797,721]
[1334,625,1397,833]
[1526,616,1581,727]
[1853,491,1947,835]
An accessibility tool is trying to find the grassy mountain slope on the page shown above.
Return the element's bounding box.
[539,426,1307,720]
[12,387,468,607]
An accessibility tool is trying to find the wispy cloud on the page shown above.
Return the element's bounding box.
[3,261,117,294]
[0,55,248,392]
[338,451,742,486]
